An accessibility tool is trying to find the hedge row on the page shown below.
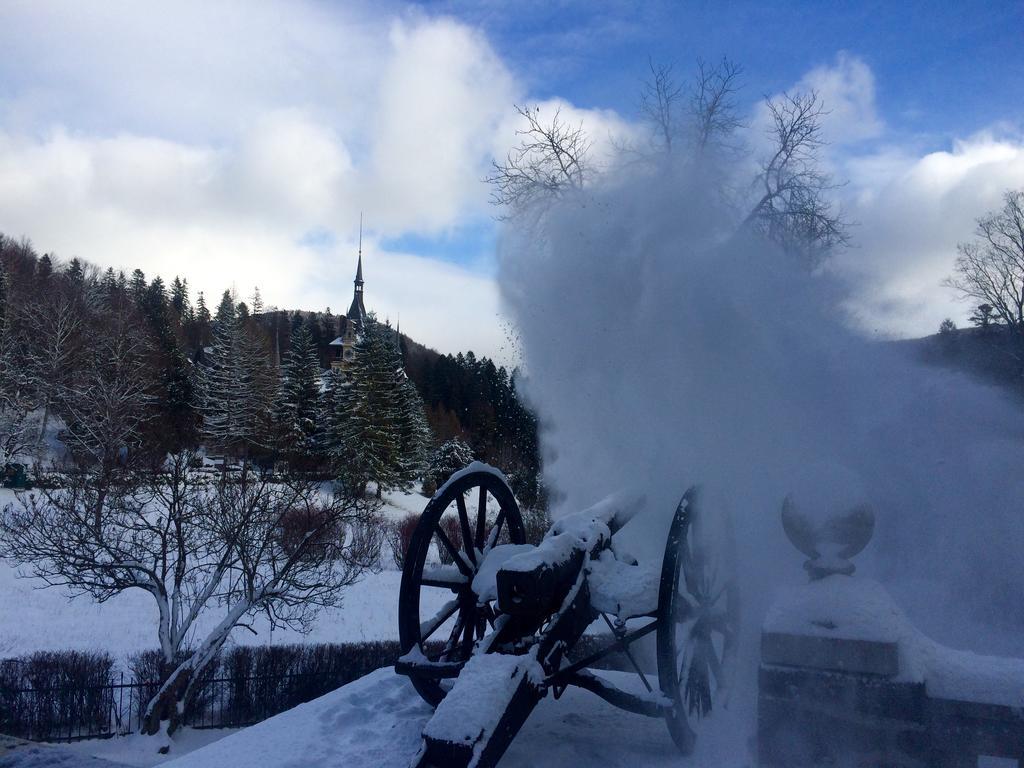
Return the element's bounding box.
[0,641,409,740]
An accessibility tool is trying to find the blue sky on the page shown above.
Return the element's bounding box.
[0,1,1021,360]
[439,0,1023,137]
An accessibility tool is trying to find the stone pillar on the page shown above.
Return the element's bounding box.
[758,498,929,767]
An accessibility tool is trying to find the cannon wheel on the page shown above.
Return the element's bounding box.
[399,467,525,707]
[656,486,739,754]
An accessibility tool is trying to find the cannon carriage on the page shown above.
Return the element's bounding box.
[396,462,738,768]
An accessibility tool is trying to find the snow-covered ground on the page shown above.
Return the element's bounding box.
[61,729,233,768]
[0,729,234,768]
[0,486,437,662]
[161,667,754,768]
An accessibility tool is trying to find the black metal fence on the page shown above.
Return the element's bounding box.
[0,642,405,742]
[0,670,360,742]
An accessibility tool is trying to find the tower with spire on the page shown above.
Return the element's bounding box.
[329,217,368,372]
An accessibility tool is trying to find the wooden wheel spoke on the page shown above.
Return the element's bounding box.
[444,612,466,656]
[455,495,476,565]
[421,576,467,591]
[677,637,692,682]
[682,540,701,597]
[491,510,506,545]
[706,610,735,638]
[479,601,498,629]
[475,486,487,550]
[420,599,460,642]
[676,590,699,621]
[461,613,476,655]
[704,637,724,688]
[435,526,473,577]
[421,563,468,591]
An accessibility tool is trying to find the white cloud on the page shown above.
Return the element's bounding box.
[755,55,1023,339]
[368,18,517,233]
[797,52,883,144]
[836,132,1024,335]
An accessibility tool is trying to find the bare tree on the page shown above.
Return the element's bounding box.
[20,292,87,451]
[0,385,35,466]
[745,90,849,266]
[0,271,37,465]
[637,57,743,159]
[0,461,381,743]
[639,60,684,156]
[945,189,1024,334]
[689,57,744,156]
[59,311,154,473]
[485,105,592,215]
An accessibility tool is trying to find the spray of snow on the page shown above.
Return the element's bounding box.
[497,160,1024,734]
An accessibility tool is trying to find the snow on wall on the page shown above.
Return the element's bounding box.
[766,574,1024,708]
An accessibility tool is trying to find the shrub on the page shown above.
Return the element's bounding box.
[521,506,552,546]
[383,513,421,570]
[218,641,409,724]
[0,650,114,740]
[0,640,438,739]
[436,515,463,565]
[277,503,339,559]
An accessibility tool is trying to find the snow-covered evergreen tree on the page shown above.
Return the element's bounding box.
[396,363,433,484]
[425,438,474,490]
[170,276,191,320]
[323,318,432,495]
[141,277,198,452]
[214,289,235,325]
[274,323,321,465]
[196,291,210,325]
[199,300,273,461]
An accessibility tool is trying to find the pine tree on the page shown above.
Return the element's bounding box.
[66,258,85,285]
[425,438,474,490]
[187,290,212,359]
[170,277,191,319]
[200,302,271,462]
[130,269,148,303]
[395,362,432,485]
[144,277,168,318]
[100,268,119,306]
[323,318,431,495]
[274,324,322,466]
[36,254,52,281]
[141,276,198,452]
[215,290,234,325]
[196,291,211,325]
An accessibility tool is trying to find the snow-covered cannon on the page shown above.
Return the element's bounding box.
[396,462,738,768]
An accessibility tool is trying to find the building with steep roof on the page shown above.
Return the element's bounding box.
[329,242,367,372]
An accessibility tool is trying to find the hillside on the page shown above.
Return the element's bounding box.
[899,325,1024,401]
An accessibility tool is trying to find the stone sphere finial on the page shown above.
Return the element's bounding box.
[781,495,875,580]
